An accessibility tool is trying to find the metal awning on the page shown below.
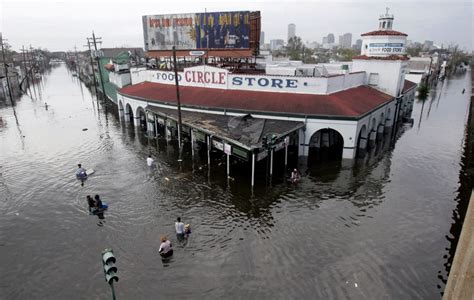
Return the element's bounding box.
[145,105,304,151]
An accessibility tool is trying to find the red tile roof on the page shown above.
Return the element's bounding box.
[361,30,408,37]
[403,79,417,92]
[118,82,394,118]
[353,55,409,61]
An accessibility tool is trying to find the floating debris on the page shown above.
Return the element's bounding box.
[82,128,88,131]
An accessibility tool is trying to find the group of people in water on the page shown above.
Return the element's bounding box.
[86,194,105,214]
[76,160,193,259]
[79,153,299,260]
[158,217,192,259]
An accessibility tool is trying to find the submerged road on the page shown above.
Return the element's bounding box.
[0,64,471,299]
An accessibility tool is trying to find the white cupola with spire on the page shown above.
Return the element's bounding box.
[359,8,408,57]
[352,9,410,97]
[379,7,394,30]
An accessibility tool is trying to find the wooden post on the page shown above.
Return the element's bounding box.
[172,46,183,162]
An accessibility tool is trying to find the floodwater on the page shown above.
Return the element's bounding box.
[0,64,471,299]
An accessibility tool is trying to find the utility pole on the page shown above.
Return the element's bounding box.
[73,45,79,75]
[21,46,31,95]
[84,39,99,97]
[0,33,14,105]
[26,47,38,100]
[87,32,106,100]
[172,46,183,161]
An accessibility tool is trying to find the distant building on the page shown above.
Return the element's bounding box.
[270,39,285,51]
[338,33,352,48]
[288,24,296,42]
[309,41,319,49]
[327,33,335,44]
[354,39,362,49]
[260,31,265,48]
[423,40,434,50]
[322,36,328,44]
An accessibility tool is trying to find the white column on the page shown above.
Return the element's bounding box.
[227,154,230,176]
[251,153,255,186]
[269,149,274,176]
[284,143,288,167]
[207,135,211,167]
[190,129,195,157]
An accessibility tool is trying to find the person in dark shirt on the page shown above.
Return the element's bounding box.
[94,195,103,209]
[86,195,96,212]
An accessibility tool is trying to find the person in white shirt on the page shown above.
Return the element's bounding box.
[76,164,87,178]
[158,235,173,258]
[290,168,300,183]
[146,155,154,167]
[175,217,185,241]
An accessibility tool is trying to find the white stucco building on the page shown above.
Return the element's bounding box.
[115,11,416,184]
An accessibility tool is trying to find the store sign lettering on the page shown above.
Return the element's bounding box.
[232,77,298,89]
[368,42,405,54]
[155,70,300,89]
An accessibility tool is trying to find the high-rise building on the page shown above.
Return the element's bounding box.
[322,36,328,44]
[288,23,296,42]
[338,33,352,48]
[327,33,335,44]
[423,40,434,50]
[270,39,285,51]
[260,31,265,47]
[355,39,362,49]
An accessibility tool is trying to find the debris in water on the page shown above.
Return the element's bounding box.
[164,177,170,181]
[82,128,88,131]
[355,283,358,288]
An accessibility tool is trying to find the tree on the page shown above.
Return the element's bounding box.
[337,48,359,61]
[406,46,422,57]
[286,36,303,60]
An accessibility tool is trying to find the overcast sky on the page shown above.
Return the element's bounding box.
[1,0,472,52]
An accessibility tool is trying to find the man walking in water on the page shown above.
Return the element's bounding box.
[76,164,87,178]
[146,155,154,167]
[175,217,185,242]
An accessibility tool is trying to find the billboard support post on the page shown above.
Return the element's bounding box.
[172,46,183,162]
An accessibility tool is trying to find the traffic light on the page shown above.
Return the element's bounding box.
[101,249,119,285]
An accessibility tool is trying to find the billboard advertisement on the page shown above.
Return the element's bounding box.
[143,11,250,51]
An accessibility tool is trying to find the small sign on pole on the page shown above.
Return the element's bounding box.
[189,50,206,56]
[224,143,232,155]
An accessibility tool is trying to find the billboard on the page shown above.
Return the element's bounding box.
[143,11,251,51]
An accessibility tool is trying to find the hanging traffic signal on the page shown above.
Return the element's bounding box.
[101,249,119,285]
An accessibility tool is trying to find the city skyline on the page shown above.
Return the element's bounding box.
[1,0,472,52]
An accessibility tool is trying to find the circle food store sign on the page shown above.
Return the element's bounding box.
[367,43,405,55]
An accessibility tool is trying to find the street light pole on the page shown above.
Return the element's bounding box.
[0,33,14,105]
[172,46,183,161]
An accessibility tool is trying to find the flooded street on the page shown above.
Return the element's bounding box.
[0,64,471,299]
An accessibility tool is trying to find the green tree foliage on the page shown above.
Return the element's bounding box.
[417,83,429,102]
[337,48,359,61]
[286,36,303,60]
[406,46,422,57]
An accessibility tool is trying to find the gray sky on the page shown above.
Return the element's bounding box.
[1,0,472,52]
